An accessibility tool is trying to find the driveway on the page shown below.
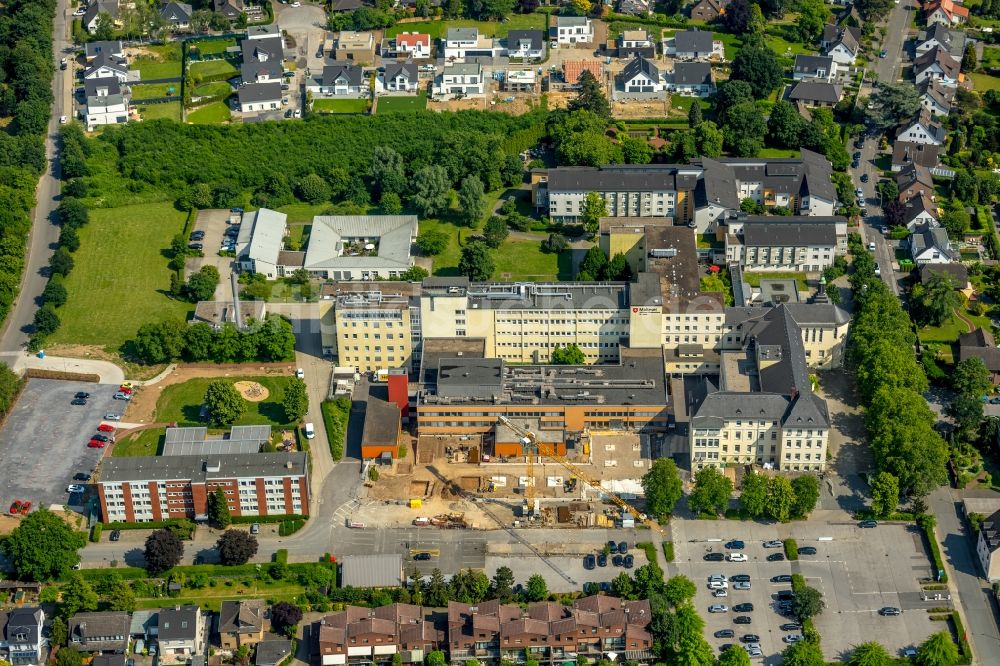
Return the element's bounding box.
[185,209,235,300]
[274,2,327,76]
[0,379,119,514]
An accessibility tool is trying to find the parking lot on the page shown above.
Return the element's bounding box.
[672,520,940,662]
[0,379,120,514]
[186,208,236,300]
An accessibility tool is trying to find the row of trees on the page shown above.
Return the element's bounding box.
[144,527,259,574]
[130,314,295,365]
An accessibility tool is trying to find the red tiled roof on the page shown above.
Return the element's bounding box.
[396,32,430,46]
[563,60,601,84]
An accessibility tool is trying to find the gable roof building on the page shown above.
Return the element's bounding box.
[84,51,129,81]
[896,108,947,145]
[255,640,293,666]
[911,226,958,264]
[792,54,836,81]
[689,0,729,21]
[3,607,45,666]
[83,1,120,32]
[914,45,961,87]
[821,24,861,64]
[903,195,941,230]
[788,81,843,106]
[85,40,124,60]
[160,1,193,27]
[919,78,954,116]
[237,208,288,277]
[895,163,935,201]
[916,23,967,58]
[69,612,131,654]
[218,601,265,649]
[977,508,1000,581]
[307,62,365,95]
[924,0,969,25]
[303,215,418,280]
[506,29,545,58]
[619,56,662,93]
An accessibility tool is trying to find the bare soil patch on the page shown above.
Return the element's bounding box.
[234,381,270,402]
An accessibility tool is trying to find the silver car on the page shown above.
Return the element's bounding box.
[733,581,751,590]
[708,604,728,613]
[763,540,782,548]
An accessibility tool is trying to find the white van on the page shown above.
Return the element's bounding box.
[304,423,315,439]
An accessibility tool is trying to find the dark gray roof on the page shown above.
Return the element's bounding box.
[241,60,283,82]
[100,452,307,482]
[793,54,834,75]
[218,600,264,635]
[918,23,966,57]
[69,612,130,652]
[84,76,121,98]
[93,656,127,666]
[507,29,544,51]
[321,62,364,86]
[466,282,628,311]
[673,62,712,85]
[362,397,400,447]
[160,1,192,21]
[255,640,293,666]
[695,157,739,209]
[86,51,128,76]
[6,607,43,640]
[674,29,714,53]
[84,1,119,26]
[743,222,837,246]
[547,165,687,192]
[789,81,843,103]
[158,606,199,641]
[912,227,957,260]
[781,302,851,326]
[920,262,968,286]
[238,82,283,104]
[85,40,123,59]
[384,62,417,82]
[622,55,660,82]
[915,45,960,80]
[892,140,941,168]
[243,36,284,64]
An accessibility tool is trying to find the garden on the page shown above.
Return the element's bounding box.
[377,92,428,113]
[134,43,183,80]
[313,98,371,114]
[154,376,299,428]
[188,102,232,124]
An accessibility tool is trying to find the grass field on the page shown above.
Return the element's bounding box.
[377,91,428,113]
[192,82,233,98]
[187,102,231,123]
[189,59,238,80]
[136,102,182,122]
[313,98,370,114]
[743,271,810,290]
[135,43,183,80]
[758,147,801,158]
[188,39,237,56]
[275,203,332,223]
[385,14,544,39]
[130,83,181,101]
[113,428,165,457]
[155,376,298,427]
[48,202,193,349]
[970,72,1000,92]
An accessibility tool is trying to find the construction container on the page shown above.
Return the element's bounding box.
[409,498,423,508]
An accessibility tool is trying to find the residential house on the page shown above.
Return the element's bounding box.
[788,81,843,107]
[919,79,954,116]
[904,196,940,230]
[976,508,1000,581]
[392,32,431,59]
[618,30,655,59]
[307,63,365,96]
[83,77,128,130]
[920,263,969,291]
[914,45,961,88]
[335,31,375,64]
[896,163,935,201]
[619,56,663,93]
[892,141,941,172]
[916,23,967,59]
[84,52,129,82]
[792,54,837,82]
[959,328,1000,382]
[562,60,601,86]
[910,226,957,264]
[668,62,715,96]
[619,0,650,15]
[237,82,282,112]
[441,27,501,61]
[69,612,130,654]
[379,63,419,93]
[689,0,729,21]
[83,1,120,33]
[241,35,284,83]
[330,0,362,11]
[896,109,947,145]
[255,640,293,666]
[821,25,861,65]
[506,29,546,60]
[129,611,159,644]
[213,0,245,20]
[311,603,440,664]
[504,69,537,92]
[218,601,265,650]
[0,607,45,666]
[246,24,281,40]
[241,59,283,84]
[924,0,969,26]
[666,29,723,61]
[160,1,192,29]
[553,16,593,44]
[85,40,124,61]
[158,607,204,660]
[436,63,484,97]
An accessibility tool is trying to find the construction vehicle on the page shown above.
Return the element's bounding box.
[496,416,664,534]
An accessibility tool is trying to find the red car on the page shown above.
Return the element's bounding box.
[9,500,21,514]
[87,439,106,448]
[19,501,31,514]
[117,386,133,394]
[97,423,116,432]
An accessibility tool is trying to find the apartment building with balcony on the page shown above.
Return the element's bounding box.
[725,221,839,272]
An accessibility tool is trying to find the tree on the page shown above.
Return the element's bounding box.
[204,381,247,426]
[869,471,899,518]
[913,271,959,327]
[380,192,403,215]
[412,165,451,217]
[948,393,984,440]
[50,617,68,647]
[715,80,754,123]
[962,42,978,72]
[855,0,893,19]
[642,458,683,519]
[0,509,85,581]
[568,70,610,119]
[57,649,83,666]
[551,344,586,365]
[781,640,825,666]
[687,466,733,516]
[217,529,259,566]
[688,101,703,128]
[621,136,653,164]
[768,100,806,148]
[723,102,767,157]
[848,642,893,666]
[952,357,991,397]
[916,631,960,666]
[730,40,783,99]
[577,246,609,281]
[694,121,724,157]
[282,378,309,422]
[748,2,765,32]
[33,307,59,337]
[634,561,666,598]
[663,574,697,608]
[543,233,568,254]
[297,173,330,204]
[868,82,921,132]
[581,192,607,235]
[60,573,98,618]
[186,265,220,302]
[792,584,825,622]
[739,471,768,518]
[370,146,407,196]
[483,216,509,248]
[941,207,971,240]
[41,280,67,308]
[144,529,184,575]
[209,488,232,528]
[417,229,449,255]
[425,568,450,607]
[795,0,829,43]
[611,571,634,598]
[458,241,494,281]
[791,475,820,518]
[271,601,303,638]
[50,247,74,276]
[525,574,548,601]
[107,580,136,612]
[570,0,592,13]
[458,175,486,227]
[718,645,753,666]
[490,566,515,602]
[766,475,795,522]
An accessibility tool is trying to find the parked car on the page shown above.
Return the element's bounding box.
[858,520,878,528]
[708,580,728,590]
[860,173,869,183]
[9,500,22,514]
[597,553,607,567]
[189,230,205,240]
[583,554,596,570]
[704,552,725,561]
[296,368,305,379]
[714,629,734,638]
[713,588,728,598]
[73,473,91,481]
[879,607,901,616]
[725,540,745,550]
[71,397,87,405]
[767,553,785,562]
[733,616,752,624]
[92,433,111,442]
[727,552,748,562]
[771,575,793,583]
[87,439,105,448]
[623,554,634,569]
[731,575,750,582]
[798,546,817,555]
[105,413,122,421]
[762,540,782,548]
[110,530,121,541]
[740,634,760,643]
[97,424,116,432]
[780,623,802,631]
[113,392,131,400]
[784,635,804,643]
[75,392,90,399]
[733,581,751,590]
[733,603,753,613]
[708,605,728,613]
[304,422,315,439]
[251,523,260,534]
[708,574,727,582]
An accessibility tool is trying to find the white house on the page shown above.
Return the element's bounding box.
[725,220,839,272]
[158,607,204,660]
[237,82,282,113]
[668,62,715,96]
[505,29,546,60]
[666,29,723,61]
[916,23,967,59]
[911,226,958,264]
[618,29,654,59]
[159,1,192,29]
[83,1,119,33]
[904,197,940,231]
[976,509,1000,582]
[792,54,837,82]
[436,63,484,97]
[896,109,947,145]
[919,79,953,116]
[924,0,969,26]
[914,46,960,88]
[85,87,129,131]
[84,40,124,60]
[379,63,419,93]
[84,52,129,82]
[821,25,861,65]
[553,16,593,44]
[393,32,431,58]
[619,56,663,93]
[307,63,365,96]
[0,607,45,666]
[442,27,501,61]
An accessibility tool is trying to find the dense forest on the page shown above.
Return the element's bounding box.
[0,0,56,326]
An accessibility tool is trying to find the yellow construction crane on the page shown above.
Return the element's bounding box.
[496,416,664,534]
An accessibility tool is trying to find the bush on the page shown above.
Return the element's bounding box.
[103,519,196,539]
[274,548,288,564]
[662,541,674,562]
[784,538,799,561]
[321,398,350,461]
[278,519,305,536]
[952,611,973,664]
[921,518,949,583]
[89,524,102,543]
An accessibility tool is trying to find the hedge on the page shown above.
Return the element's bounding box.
[103,519,196,539]
[635,542,657,565]
[921,520,949,583]
[662,541,675,562]
[230,514,307,526]
[279,519,305,536]
[784,538,799,561]
[952,611,973,664]
[89,523,102,543]
[321,398,351,461]
[275,548,288,564]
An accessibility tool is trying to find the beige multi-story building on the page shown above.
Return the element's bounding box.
[320,282,421,372]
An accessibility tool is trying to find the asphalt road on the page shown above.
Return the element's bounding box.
[0,0,71,354]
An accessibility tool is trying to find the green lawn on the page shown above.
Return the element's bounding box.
[113,428,165,457]
[757,147,801,158]
[135,43,182,80]
[377,92,428,113]
[188,59,238,80]
[188,38,237,56]
[743,271,810,290]
[275,203,332,223]
[187,102,231,124]
[130,83,181,101]
[192,82,233,98]
[136,102,182,122]
[970,72,1000,92]
[313,98,370,114]
[48,202,193,349]
[385,15,544,39]
[981,46,1000,70]
[155,376,299,427]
